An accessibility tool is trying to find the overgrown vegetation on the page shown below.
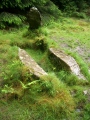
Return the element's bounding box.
[0,0,90,28]
[0,1,90,119]
[0,0,61,28]
[0,17,90,119]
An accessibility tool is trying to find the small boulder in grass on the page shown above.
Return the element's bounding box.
[27,7,41,30]
[83,90,88,95]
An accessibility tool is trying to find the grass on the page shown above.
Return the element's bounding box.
[0,74,75,120]
[0,17,90,119]
[48,18,90,51]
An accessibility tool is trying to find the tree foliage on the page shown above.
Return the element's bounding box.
[0,0,48,28]
[0,0,90,29]
[51,0,90,12]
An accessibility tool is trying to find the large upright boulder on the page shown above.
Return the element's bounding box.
[27,7,41,30]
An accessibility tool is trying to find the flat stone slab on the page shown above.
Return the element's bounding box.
[49,48,85,80]
[18,48,47,78]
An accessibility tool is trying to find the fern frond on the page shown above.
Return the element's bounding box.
[0,12,26,28]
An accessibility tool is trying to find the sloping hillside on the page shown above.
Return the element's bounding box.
[0,17,90,120]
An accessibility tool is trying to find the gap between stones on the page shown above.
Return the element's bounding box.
[18,47,86,80]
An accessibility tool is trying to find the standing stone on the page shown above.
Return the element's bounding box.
[27,7,41,29]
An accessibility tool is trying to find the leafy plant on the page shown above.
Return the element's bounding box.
[83,104,90,120]
[0,12,26,28]
[2,60,22,85]
[2,85,14,94]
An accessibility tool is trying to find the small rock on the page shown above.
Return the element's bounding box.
[76,109,81,113]
[83,90,88,95]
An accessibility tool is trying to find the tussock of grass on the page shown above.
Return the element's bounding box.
[56,70,89,86]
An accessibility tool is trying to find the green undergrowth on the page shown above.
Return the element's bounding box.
[25,49,54,73]
[0,17,90,119]
[0,74,76,120]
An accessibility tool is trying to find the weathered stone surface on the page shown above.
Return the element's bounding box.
[18,48,47,78]
[49,48,85,80]
[27,7,41,29]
